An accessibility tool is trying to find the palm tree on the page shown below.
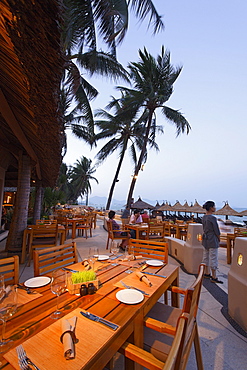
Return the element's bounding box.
[94,95,162,209]
[69,156,98,205]
[116,47,191,208]
[61,0,165,148]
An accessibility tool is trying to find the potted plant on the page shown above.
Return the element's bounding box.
[67,270,99,294]
[4,208,13,230]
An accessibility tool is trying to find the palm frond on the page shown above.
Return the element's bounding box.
[129,0,164,34]
[162,106,191,136]
[75,50,130,82]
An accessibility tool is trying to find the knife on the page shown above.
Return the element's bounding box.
[62,267,78,273]
[110,254,123,260]
[120,281,149,295]
[80,311,118,331]
[143,272,167,278]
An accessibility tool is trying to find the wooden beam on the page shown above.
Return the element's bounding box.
[0,88,41,180]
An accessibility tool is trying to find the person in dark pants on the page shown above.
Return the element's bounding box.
[201,201,223,283]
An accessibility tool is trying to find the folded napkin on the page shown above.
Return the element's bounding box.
[60,316,78,359]
[121,255,143,261]
[135,271,152,287]
[82,259,91,270]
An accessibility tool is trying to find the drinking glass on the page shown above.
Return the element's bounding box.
[125,248,133,267]
[0,285,18,353]
[110,242,119,257]
[0,276,5,300]
[50,270,66,319]
[89,247,99,271]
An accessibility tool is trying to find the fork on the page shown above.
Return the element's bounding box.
[120,280,149,295]
[16,345,41,370]
[17,284,37,295]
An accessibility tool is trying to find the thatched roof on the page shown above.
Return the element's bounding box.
[158,201,172,212]
[189,200,205,214]
[215,202,241,217]
[170,200,185,212]
[131,197,154,210]
[239,209,247,216]
[0,0,65,187]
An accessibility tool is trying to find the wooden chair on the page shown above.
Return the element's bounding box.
[0,256,19,285]
[76,216,92,239]
[142,263,205,369]
[147,223,165,241]
[234,227,247,235]
[28,225,59,266]
[36,219,57,225]
[55,216,72,239]
[33,242,78,276]
[128,239,168,264]
[106,220,129,249]
[92,212,97,229]
[121,313,189,370]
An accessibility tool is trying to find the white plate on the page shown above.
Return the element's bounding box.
[116,289,144,304]
[95,255,109,261]
[24,276,51,288]
[146,259,164,267]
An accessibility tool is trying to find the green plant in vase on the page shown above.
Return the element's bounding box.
[71,271,96,284]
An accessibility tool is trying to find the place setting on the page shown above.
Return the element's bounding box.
[114,268,166,304]
[16,276,49,306]
[4,308,119,370]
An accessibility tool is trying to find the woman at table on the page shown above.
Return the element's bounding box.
[108,211,129,250]
[129,210,143,238]
[202,201,223,283]
[129,210,143,224]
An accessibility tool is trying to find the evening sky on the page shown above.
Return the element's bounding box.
[64,0,247,209]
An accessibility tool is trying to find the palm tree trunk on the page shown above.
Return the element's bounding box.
[6,153,31,254]
[32,181,43,223]
[106,142,127,210]
[126,110,154,208]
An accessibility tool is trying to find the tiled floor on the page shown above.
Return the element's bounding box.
[1,219,247,369]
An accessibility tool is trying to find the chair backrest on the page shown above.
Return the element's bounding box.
[128,238,168,263]
[162,313,189,370]
[36,220,57,225]
[0,256,19,285]
[234,227,247,235]
[147,223,165,240]
[182,263,205,320]
[30,225,58,245]
[107,220,122,239]
[33,242,78,276]
[167,264,205,370]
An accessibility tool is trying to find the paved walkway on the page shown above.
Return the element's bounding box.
[2,219,247,369]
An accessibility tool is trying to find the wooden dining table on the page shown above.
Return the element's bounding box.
[125,224,149,239]
[1,258,179,370]
[67,218,86,239]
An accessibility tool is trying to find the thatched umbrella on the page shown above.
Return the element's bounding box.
[215,201,241,220]
[181,201,193,215]
[131,197,154,210]
[154,201,161,209]
[190,200,206,217]
[239,209,247,216]
[158,201,172,215]
[170,200,185,214]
